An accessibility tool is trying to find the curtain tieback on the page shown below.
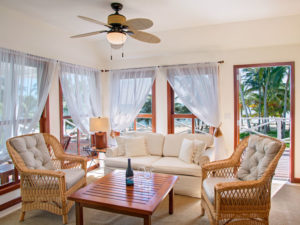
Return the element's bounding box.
[213,122,223,137]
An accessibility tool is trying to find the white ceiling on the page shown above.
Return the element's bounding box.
[1,0,300,61]
[2,0,300,34]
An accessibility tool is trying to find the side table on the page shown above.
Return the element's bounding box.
[0,164,15,185]
[83,146,107,170]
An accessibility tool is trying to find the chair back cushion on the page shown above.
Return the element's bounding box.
[10,134,55,170]
[237,135,281,181]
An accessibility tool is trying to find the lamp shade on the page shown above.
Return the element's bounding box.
[106,32,127,45]
[89,117,110,132]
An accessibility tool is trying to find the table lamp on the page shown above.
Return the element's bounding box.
[89,117,110,149]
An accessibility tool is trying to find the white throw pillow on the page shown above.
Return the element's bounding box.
[125,136,148,157]
[134,132,165,156]
[115,136,127,156]
[193,140,207,165]
[178,138,195,163]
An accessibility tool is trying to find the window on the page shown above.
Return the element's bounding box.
[167,82,211,134]
[125,80,156,133]
[0,55,49,192]
[59,82,89,155]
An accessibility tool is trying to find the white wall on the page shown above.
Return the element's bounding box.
[104,44,300,178]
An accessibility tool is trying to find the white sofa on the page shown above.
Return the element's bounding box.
[104,132,215,198]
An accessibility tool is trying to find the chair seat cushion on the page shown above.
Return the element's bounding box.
[104,156,161,169]
[59,168,85,190]
[152,157,202,177]
[203,177,240,204]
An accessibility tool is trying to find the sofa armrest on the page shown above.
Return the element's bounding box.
[106,146,119,157]
[202,147,215,162]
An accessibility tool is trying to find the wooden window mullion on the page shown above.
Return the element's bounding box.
[192,118,195,133]
[134,119,137,131]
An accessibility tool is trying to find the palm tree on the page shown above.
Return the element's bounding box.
[240,66,290,136]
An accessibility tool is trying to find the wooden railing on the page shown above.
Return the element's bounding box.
[239,117,290,144]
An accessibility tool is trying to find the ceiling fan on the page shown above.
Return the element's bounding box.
[70,2,160,48]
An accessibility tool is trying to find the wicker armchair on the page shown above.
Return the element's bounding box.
[200,135,285,225]
[6,133,87,224]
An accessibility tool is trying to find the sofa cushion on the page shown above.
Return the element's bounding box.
[134,132,165,156]
[115,136,129,156]
[10,134,55,170]
[163,133,214,157]
[193,140,207,165]
[125,136,148,157]
[203,177,240,204]
[59,168,85,190]
[104,156,161,169]
[237,135,282,181]
[152,157,202,177]
[178,138,194,163]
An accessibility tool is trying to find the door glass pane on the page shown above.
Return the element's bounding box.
[174,118,192,133]
[238,65,291,180]
[63,118,78,153]
[62,97,70,117]
[194,119,210,134]
[136,118,152,132]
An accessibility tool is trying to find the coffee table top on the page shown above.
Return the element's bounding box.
[68,170,178,215]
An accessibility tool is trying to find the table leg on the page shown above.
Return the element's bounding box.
[75,202,83,225]
[144,215,151,225]
[169,188,174,215]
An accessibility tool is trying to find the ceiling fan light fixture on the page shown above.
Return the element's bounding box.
[106,32,127,45]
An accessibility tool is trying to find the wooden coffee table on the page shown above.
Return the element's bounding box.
[68,170,178,225]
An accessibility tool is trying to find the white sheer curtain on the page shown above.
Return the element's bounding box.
[0,48,57,163]
[59,62,101,135]
[110,67,157,132]
[167,63,225,160]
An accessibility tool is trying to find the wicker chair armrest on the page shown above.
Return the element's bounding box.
[215,179,262,191]
[58,153,88,162]
[21,168,65,178]
[57,153,88,171]
[202,157,239,180]
[202,158,237,171]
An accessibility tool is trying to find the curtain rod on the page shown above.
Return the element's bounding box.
[100,60,224,72]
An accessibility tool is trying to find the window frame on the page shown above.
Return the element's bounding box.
[167,82,214,134]
[132,80,156,132]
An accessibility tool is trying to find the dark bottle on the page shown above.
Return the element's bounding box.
[126,158,134,186]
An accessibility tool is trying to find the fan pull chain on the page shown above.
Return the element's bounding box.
[122,44,124,58]
[110,45,113,60]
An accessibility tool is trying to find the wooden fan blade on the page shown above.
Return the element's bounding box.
[70,30,106,38]
[78,16,111,28]
[125,18,153,30]
[129,30,160,43]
